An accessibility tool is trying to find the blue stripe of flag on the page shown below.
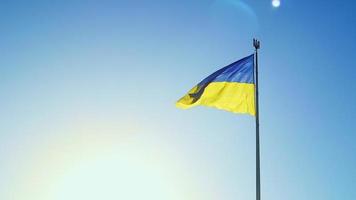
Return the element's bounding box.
[197,54,254,86]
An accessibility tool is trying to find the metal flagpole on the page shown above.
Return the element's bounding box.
[253,38,261,200]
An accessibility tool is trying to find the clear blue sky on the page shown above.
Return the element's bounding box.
[0,1,355,200]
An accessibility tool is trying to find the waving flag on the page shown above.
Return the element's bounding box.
[176,54,255,115]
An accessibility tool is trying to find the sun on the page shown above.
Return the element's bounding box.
[272,0,281,8]
[12,127,202,200]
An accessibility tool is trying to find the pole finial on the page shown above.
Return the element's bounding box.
[253,38,260,50]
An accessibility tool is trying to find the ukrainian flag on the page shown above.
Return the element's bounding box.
[176,54,255,116]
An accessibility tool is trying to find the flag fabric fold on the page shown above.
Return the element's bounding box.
[176,54,255,115]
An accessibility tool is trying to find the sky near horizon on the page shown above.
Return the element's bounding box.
[0,0,355,200]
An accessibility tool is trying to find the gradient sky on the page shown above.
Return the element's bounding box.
[0,1,355,200]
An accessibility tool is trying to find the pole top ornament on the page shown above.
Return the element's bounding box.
[253,38,260,50]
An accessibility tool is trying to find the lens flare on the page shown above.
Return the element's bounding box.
[272,0,281,8]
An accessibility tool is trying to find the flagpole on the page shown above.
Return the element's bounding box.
[253,38,261,200]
